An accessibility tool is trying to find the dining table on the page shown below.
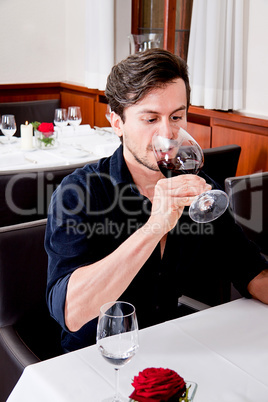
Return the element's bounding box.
[6,298,268,402]
[0,125,120,171]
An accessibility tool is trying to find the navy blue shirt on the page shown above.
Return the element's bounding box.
[45,145,267,352]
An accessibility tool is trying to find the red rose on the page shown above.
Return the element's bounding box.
[38,122,54,136]
[129,367,186,402]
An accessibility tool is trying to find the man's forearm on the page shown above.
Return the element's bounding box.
[64,219,164,332]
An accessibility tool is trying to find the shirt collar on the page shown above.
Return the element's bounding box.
[109,145,141,195]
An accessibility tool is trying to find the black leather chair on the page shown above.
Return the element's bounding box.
[202,144,241,189]
[0,99,60,137]
[0,219,62,402]
[0,162,94,227]
[178,145,241,308]
[225,172,268,258]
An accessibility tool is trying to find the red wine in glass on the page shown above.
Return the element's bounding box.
[157,158,201,177]
[157,145,203,177]
[153,129,229,223]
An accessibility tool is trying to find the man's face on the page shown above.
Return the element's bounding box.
[113,78,188,173]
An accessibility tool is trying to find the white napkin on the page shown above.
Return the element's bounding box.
[94,142,120,157]
[0,152,28,168]
[94,126,114,135]
[59,147,92,159]
[56,125,91,138]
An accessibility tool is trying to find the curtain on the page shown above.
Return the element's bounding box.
[85,0,115,90]
[187,0,244,110]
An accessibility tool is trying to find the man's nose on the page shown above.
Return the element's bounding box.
[159,120,174,139]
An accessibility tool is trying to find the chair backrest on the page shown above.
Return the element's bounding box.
[225,172,268,256]
[0,219,63,401]
[203,144,241,188]
[0,162,87,227]
[0,219,62,358]
[0,99,60,136]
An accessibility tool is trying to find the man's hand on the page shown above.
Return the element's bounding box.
[248,269,268,304]
[149,174,212,235]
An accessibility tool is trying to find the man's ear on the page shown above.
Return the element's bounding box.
[110,112,123,139]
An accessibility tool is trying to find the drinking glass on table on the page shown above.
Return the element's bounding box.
[67,106,82,133]
[1,115,17,147]
[152,127,229,223]
[54,108,68,136]
[105,105,111,124]
[97,301,139,402]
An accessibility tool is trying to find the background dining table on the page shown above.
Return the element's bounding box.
[0,125,120,171]
[6,298,268,402]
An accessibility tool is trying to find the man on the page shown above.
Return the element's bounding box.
[45,49,268,352]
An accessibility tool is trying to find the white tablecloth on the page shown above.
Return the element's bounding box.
[7,298,268,402]
[0,126,120,171]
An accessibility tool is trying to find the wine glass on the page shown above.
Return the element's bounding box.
[67,106,82,133]
[105,105,111,124]
[54,108,68,136]
[97,301,139,402]
[152,127,229,223]
[1,115,17,146]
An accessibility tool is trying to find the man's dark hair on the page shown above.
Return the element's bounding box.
[105,48,191,123]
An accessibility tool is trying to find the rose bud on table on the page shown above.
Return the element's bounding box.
[129,367,188,402]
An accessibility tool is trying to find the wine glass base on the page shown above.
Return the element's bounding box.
[0,136,17,144]
[189,190,229,223]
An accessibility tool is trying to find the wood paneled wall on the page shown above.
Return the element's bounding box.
[188,106,268,176]
[0,83,61,103]
[1,82,267,176]
[0,82,108,128]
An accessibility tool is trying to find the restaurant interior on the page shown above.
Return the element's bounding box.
[0,1,268,401]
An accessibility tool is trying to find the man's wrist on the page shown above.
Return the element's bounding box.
[139,217,168,240]
[141,221,162,235]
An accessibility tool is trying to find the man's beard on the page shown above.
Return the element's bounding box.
[125,139,159,172]
[132,151,159,172]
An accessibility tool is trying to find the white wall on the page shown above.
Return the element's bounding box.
[0,0,66,83]
[65,0,86,85]
[0,0,267,118]
[0,0,131,86]
[241,0,268,117]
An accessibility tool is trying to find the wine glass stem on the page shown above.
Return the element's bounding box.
[114,367,120,401]
[7,135,12,151]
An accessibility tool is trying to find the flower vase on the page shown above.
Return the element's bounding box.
[35,130,58,149]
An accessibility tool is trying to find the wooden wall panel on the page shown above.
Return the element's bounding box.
[94,102,111,128]
[164,0,177,53]
[60,92,95,127]
[0,83,61,103]
[212,126,268,176]
[187,122,211,149]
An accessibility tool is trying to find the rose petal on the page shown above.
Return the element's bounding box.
[38,122,54,133]
[130,367,186,401]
